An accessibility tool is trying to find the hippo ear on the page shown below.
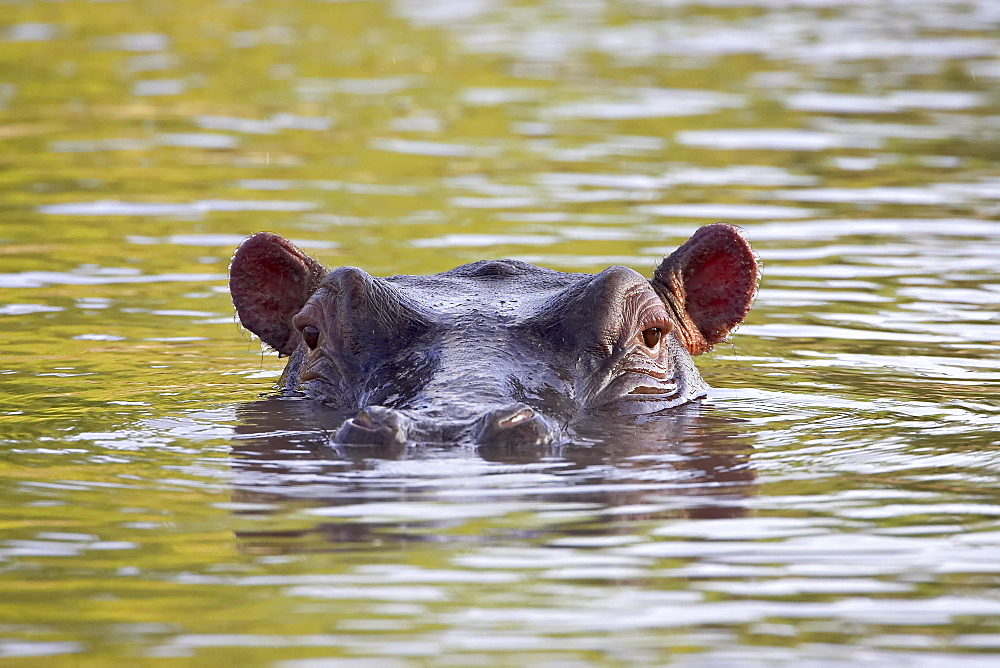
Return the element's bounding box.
[230,232,327,356]
[650,223,759,355]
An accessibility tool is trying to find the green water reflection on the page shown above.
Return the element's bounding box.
[2,0,1000,663]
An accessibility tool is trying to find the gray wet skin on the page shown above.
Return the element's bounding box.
[230,223,759,449]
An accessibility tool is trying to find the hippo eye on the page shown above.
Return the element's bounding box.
[641,327,662,349]
[302,325,320,350]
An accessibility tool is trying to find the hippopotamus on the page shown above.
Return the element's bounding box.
[230,223,758,449]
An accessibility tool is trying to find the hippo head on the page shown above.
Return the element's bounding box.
[230,223,759,449]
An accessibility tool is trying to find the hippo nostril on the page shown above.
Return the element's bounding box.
[497,406,534,428]
[473,403,554,449]
[353,408,378,429]
[335,405,408,447]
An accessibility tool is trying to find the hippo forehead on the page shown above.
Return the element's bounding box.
[373,259,640,322]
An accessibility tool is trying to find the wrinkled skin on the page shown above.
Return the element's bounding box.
[230,223,759,449]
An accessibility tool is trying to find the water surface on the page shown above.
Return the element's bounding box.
[1,0,999,664]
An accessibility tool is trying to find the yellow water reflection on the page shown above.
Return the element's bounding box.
[1,0,1000,663]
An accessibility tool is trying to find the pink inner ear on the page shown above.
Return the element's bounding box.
[682,242,758,345]
[230,232,326,355]
[652,223,759,354]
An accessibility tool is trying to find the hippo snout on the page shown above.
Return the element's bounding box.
[332,403,557,449]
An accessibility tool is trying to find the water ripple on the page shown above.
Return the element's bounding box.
[545,88,744,119]
[38,199,316,216]
[638,203,819,219]
[675,129,879,151]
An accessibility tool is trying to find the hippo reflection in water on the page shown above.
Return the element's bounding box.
[230,223,759,448]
